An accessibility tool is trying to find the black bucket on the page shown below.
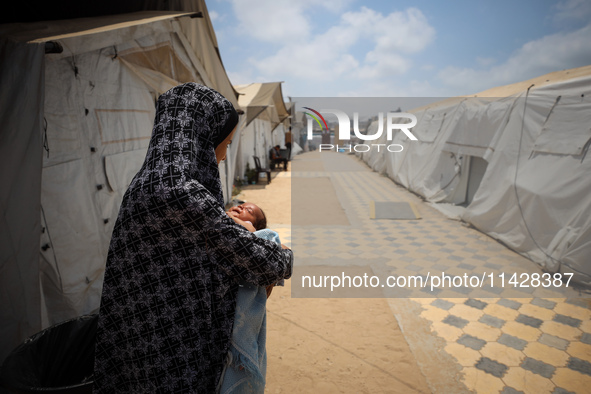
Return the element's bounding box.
[0,314,97,393]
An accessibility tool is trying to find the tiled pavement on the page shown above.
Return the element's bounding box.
[286,152,591,393]
[413,296,591,393]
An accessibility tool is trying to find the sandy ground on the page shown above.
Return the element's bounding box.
[236,161,431,393]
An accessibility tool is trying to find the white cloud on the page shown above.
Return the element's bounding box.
[476,57,496,67]
[340,78,444,98]
[242,6,434,85]
[215,1,591,97]
[230,0,312,43]
[438,23,591,94]
[553,0,591,25]
[226,70,256,86]
[342,7,434,54]
[357,52,410,79]
[228,0,354,44]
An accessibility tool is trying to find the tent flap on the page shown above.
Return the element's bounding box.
[0,39,45,363]
[533,100,591,156]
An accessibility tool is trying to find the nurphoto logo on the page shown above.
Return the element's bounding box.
[304,107,419,153]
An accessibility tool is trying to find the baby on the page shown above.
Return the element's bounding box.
[227,202,267,232]
[219,202,287,393]
[227,202,287,293]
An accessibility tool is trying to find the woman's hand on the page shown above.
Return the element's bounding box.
[266,284,275,298]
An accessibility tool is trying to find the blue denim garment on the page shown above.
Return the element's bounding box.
[218,229,283,394]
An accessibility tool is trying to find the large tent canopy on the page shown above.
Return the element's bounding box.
[357,65,591,285]
[0,3,239,362]
[235,82,290,130]
[233,82,290,181]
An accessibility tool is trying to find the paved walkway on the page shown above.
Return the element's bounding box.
[246,151,591,393]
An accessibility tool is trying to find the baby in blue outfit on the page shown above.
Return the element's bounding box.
[218,203,288,393]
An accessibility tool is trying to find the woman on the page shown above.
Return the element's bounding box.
[93,83,293,393]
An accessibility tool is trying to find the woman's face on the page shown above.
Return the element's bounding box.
[227,203,263,225]
[215,126,237,164]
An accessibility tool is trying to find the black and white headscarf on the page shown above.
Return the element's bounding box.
[93,83,292,393]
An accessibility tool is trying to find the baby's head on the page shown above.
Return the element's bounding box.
[227,202,267,230]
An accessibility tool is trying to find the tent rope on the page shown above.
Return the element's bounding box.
[43,117,49,158]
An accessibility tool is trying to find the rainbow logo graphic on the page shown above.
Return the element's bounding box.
[303,107,329,132]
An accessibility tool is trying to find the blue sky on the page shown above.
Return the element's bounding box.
[206,0,591,98]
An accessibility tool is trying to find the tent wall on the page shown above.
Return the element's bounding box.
[0,11,240,363]
[219,115,245,203]
[38,33,167,328]
[4,1,242,110]
[463,77,591,283]
[236,118,273,182]
[272,124,287,150]
[361,97,511,205]
[0,40,45,363]
[166,0,240,109]
[402,103,471,203]
[364,103,464,203]
[357,73,591,283]
[464,156,488,205]
[233,82,290,184]
[290,112,308,152]
[357,119,388,175]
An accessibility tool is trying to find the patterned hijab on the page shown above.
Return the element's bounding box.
[94,83,292,392]
[137,82,238,207]
[93,84,291,393]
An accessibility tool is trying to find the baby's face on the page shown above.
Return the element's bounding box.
[227,203,262,225]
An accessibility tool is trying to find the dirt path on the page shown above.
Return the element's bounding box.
[236,156,432,393]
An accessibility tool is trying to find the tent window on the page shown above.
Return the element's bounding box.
[104,149,148,192]
[533,100,591,156]
[443,100,509,158]
[43,112,82,166]
[95,109,152,145]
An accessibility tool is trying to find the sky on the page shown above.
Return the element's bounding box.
[206,0,591,98]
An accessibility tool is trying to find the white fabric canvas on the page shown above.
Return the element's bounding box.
[357,69,591,286]
[0,10,239,361]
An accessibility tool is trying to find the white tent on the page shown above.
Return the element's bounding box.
[289,110,310,152]
[0,9,239,362]
[358,65,591,284]
[233,82,289,182]
[463,75,591,282]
